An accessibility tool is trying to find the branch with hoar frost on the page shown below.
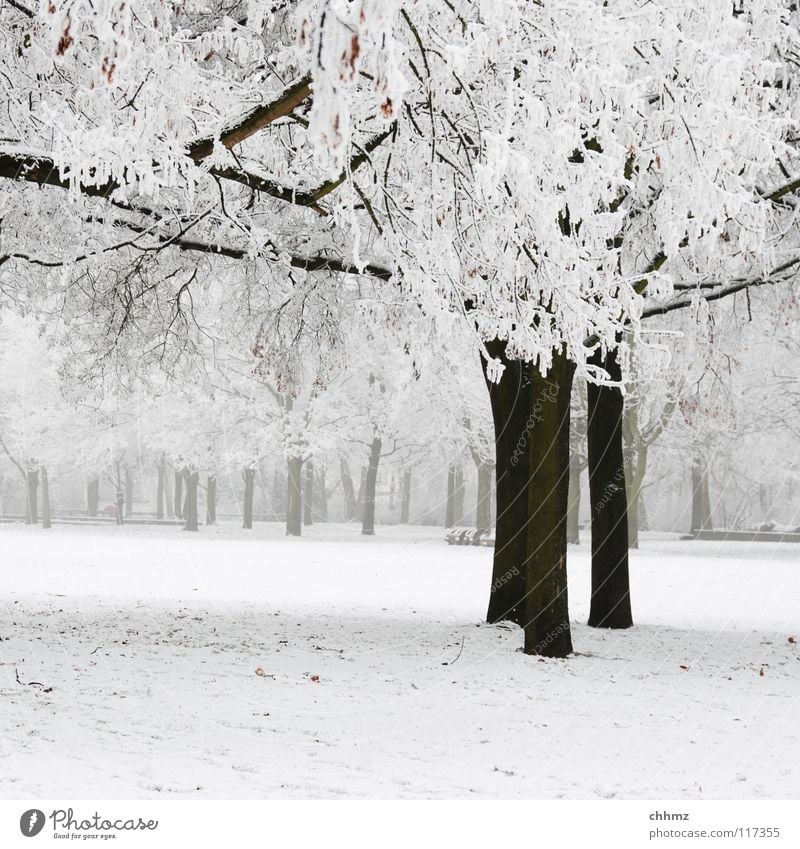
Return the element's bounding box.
[123,202,392,279]
[2,0,33,17]
[209,124,395,209]
[0,151,118,199]
[168,235,394,281]
[0,207,394,282]
[187,73,313,162]
[641,256,800,319]
[0,117,392,212]
[762,175,800,204]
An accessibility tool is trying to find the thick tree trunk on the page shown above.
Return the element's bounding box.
[125,467,134,519]
[242,467,255,530]
[362,436,382,536]
[41,466,51,529]
[286,457,303,536]
[691,459,713,532]
[340,457,357,520]
[475,462,492,533]
[445,465,456,528]
[206,475,216,525]
[184,470,199,531]
[587,347,633,629]
[523,351,575,657]
[400,468,412,524]
[482,339,530,626]
[25,468,39,525]
[156,458,165,520]
[567,454,581,544]
[87,476,99,518]
[174,470,184,520]
[303,460,314,526]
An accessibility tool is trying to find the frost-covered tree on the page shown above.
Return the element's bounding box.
[3,1,800,655]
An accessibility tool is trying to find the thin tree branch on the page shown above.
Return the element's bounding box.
[765,175,800,203]
[3,0,34,17]
[642,256,800,318]
[168,234,393,280]
[208,124,395,209]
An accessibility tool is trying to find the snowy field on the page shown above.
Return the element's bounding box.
[1,522,798,800]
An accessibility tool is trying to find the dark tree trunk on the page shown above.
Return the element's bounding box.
[567,454,581,544]
[156,458,165,520]
[242,467,255,530]
[691,459,713,532]
[87,476,99,518]
[303,460,314,526]
[362,436,382,536]
[587,347,633,629]
[522,351,575,657]
[184,470,199,531]
[125,467,133,518]
[41,466,51,529]
[453,465,465,525]
[400,468,412,524]
[25,468,39,525]
[206,475,217,525]
[445,465,456,528]
[174,470,184,520]
[340,457,357,520]
[475,462,492,533]
[286,457,302,536]
[482,340,530,626]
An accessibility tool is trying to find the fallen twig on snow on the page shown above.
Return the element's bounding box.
[15,667,51,691]
[442,636,465,666]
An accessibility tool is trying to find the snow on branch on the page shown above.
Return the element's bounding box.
[642,257,800,319]
[209,124,395,209]
[0,151,117,199]
[3,0,34,17]
[187,74,313,163]
[168,234,393,281]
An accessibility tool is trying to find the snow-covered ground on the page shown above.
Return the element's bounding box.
[1,522,798,800]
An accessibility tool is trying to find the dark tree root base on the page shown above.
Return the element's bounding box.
[587,616,634,629]
[485,611,525,627]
